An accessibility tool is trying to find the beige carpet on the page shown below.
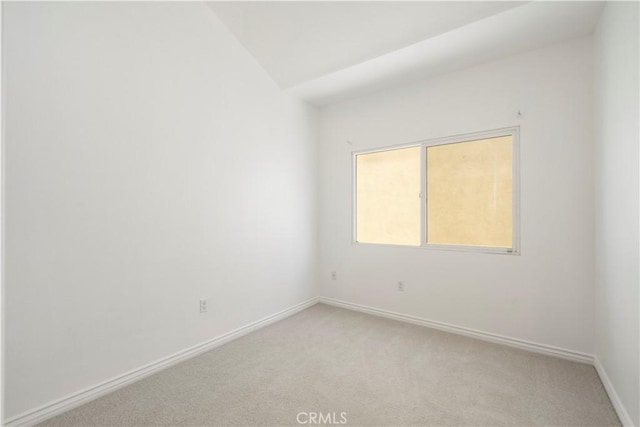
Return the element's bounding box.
[40,304,620,426]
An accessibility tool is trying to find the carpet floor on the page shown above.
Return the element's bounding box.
[40,303,620,426]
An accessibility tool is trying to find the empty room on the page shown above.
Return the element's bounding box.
[1,1,639,426]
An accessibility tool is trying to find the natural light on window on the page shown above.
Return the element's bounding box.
[426,136,513,248]
[355,146,421,246]
[353,129,518,253]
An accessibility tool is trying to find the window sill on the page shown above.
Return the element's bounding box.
[352,241,520,255]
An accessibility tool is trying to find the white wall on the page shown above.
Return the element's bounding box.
[318,37,595,354]
[594,2,640,425]
[3,2,317,419]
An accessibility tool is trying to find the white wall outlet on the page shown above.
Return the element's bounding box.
[199,299,208,313]
[397,281,405,292]
[331,271,337,280]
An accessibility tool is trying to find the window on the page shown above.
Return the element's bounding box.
[354,128,519,254]
[356,146,421,246]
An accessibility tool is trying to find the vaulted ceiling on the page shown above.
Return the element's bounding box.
[208,1,604,106]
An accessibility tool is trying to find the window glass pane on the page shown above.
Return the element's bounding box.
[356,146,421,246]
[427,136,512,247]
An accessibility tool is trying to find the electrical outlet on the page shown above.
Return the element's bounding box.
[397,281,405,292]
[331,271,337,280]
[199,299,208,313]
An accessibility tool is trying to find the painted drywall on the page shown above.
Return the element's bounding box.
[594,2,640,425]
[318,37,595,354]
[290,2,603,107]
[209,1,520,89]
[3,2,318,419]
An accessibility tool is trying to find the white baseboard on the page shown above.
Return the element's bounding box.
[594,356,634,426]
[4,297,319,427]
[318,297,594,364]
[319,297,639,426]
[6,295,634,427]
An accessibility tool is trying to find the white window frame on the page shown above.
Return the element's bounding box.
[352,126,520,255]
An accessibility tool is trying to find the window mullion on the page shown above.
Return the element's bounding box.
[420,144,427,247]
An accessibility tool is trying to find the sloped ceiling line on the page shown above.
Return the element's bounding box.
[208,1,604,106]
